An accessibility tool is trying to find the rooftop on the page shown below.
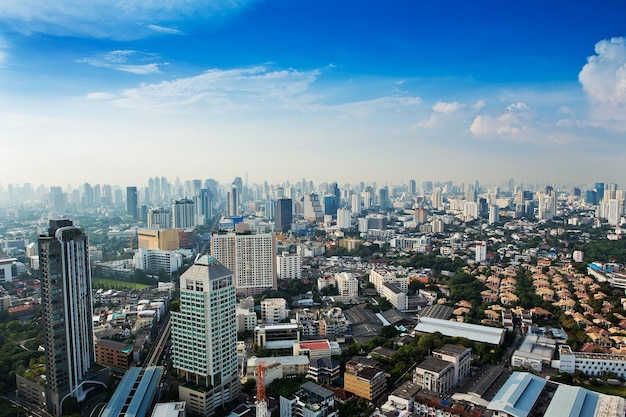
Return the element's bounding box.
[487,372,547,417]
[417,357,453,373]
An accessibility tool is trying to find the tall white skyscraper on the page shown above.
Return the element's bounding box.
[39,220,97,416]
[172,255,240,416]
[211,232,277,296]
[475,241,487,263]
[336,208,352,229]
[488,205,500,224]
[351,193,361,215]
[227,183,238,217]
[432,187,443,210]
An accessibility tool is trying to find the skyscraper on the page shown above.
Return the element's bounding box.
[172,255,240,416]
[227,183,238,217]
[126,186,138,219]
[39,220,96,416]
[275,198,293,233]
[172,198,195,228]
[211,232,277,296]
[303,193,324,222]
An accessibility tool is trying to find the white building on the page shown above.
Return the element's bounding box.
[351,194,361,215]
[463,201,478,220]
[475,241,487,263]
[336,208,352,229]
[369,269,408,293]
[133,248,183,277]
[277,252,302,280]
[334,272,359,301]
[211,232,277,296]
[280,382,337,417]
[489,205,500,224]
[172,198,196,228]
[413,357,454,394]
[431,344,471,386]
[261,298,288,324]
[172,255,240,416]
[558,345,626,379]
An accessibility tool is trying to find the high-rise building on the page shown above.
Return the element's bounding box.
[432,188,443,210]
[126,186,138,219]
[172,198,195,228]
[409,180,416,195]
[172,255,240,416]
[195,188,213,225]
[595,182,605,201]
[378,187,390,209]
[211,232,277,296]
[275,198,293,233]
[39,220,97,416]
[351,194,361,215]
[227,183,238,217]
[323,195,338,216]
[488,205,500,224]
[148,207,172,229]
[303,193,324,222]
[336,208,352,230]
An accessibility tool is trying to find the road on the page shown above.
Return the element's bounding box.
[144,315,171,368]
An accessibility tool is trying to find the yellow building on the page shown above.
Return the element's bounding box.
[137,228,179,251]
[343,361,386,401]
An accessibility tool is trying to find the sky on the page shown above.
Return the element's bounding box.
[1,0,626,189]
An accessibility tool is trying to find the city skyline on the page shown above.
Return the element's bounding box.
[1,2,625,186]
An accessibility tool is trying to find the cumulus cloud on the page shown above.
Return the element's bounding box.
[108,66,321,111]
[0,1,257,40]
[415,100,464,128]
[469,102,533,141]
[579,37,626,130]
[78,50,163,74]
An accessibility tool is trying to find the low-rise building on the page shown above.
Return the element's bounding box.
[414,357,454,394]
[95,339,134,370]
[280,381,337,417]
[558,345,626,378]
[343,360,386,401]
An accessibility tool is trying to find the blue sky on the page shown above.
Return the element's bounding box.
[1,1,625,189]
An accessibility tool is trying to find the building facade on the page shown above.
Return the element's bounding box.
[211,232,277,296]
[171,255,240,416]
[39,219,97,416]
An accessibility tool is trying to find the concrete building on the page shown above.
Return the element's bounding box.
[0,255,16,283]
[277,252,302,280]
[558,345,626,379]
[261,298,288,324]
[303,193,324,222]
[413,357,454,394]
[151,402,186,417]
[211,232,277,296]
[133,248,183,277]
[280,381,337,417]
[172,198,195,228]
[334,272,359,301]
[39,219,99,416]
[255,323,300,349]
[137,228,179,251]
[127,186,138,219]
[336,208,352,230]
[510,335,556,372]
[343,360,386,401]
[275,198,293,233]
[432,344,471,386]
[172,255,240,416]
[95,339,134,371]
[147,207,172,229]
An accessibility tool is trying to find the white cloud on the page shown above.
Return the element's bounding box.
[0,1,257,40]
[78,50,162,74]
[469,102,533,141]
[415,100,464,128]
[336,96,421,120]
[109,66,321,111]
[579,37,626,130]
[472,100,485,111]
[146,24,183,35]
[85,92,115,100]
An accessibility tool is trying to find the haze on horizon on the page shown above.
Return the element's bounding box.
[0,1,625,188]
